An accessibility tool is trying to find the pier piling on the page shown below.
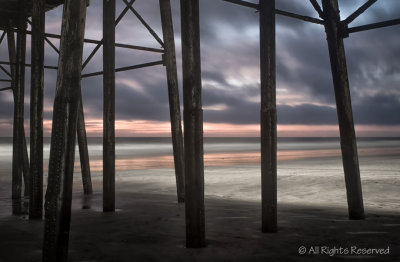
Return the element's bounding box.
[322,0,365,220]
[42,0,87,260]
[159,0,185,203]
[29,0,45,219]
[103,0,116,212]
[180,0,205,248]
[259,0,278,233]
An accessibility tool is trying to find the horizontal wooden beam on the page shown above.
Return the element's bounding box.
[115,42,164,53]
[222,0,258,9]
[0,86,12,91]
[0,61,57,70]
[9,29,165,53]
[275,9,324,25]
[347,18,400,34]
[81,60,164,78]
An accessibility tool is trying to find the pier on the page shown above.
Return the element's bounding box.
[0,0,399,260]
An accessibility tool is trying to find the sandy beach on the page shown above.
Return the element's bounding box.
[0,144,399,261]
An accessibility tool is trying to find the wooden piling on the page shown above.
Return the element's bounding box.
[322,0,365,220]
[77,88,93,195]
[22,129,30,199]
[259,0,277,233]
[180,0,205,248]
[42,0,87,260]
[159,0,185,203]
[30,0,45,219]
[11,1,28,214]
[103,0,116,212]
[19,1,30,203]
[7,30,30,205]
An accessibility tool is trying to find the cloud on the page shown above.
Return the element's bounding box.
[0,0,399,136]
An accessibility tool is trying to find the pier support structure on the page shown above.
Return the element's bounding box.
[180,0,206,248]
[29,0,45,219]
[11,0,30,215]
[103,0,116,212]
[259,0,277,233]
[159,0,185,203]
[43,0,87,260]
[0,0,397,259]
[322,0,364,219]
[2,0,185,216]
[77,88,93,195]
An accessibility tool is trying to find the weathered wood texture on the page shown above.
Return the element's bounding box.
[259,0,277,233]
[322,0,364,220]
[347,19,400,35]
[7,30,30,202]
[29,0,45,219]
[159,0,185,203]
[11,1,30,215]
[77,88,93,195]
[0,0,63,29]
[180,0,205,248]
[103,0,116,212]
[42,0,87,260]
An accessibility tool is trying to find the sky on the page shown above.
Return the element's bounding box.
[0,0,399,137]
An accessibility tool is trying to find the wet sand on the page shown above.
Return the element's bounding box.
[0,153,399,261]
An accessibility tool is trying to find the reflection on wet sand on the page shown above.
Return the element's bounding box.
[72,147,400,172]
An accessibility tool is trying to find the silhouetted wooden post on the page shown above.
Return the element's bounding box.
[7,30,30,207]
[30,0,45,219]
[77,88,93,195]
[11,1,29,214]
[322,0,364,220]
[259,0,277,233]
[103,0,116,212]
[159,0,185,203]
[22,125,30,201]
[180,0,205,248]
[42,0,87,260]
[7,29,30,198]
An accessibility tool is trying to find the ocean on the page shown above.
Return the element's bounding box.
[0,137,399,210]
[1,137,399,170]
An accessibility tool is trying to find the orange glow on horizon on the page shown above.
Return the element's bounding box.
[36,119,400,137]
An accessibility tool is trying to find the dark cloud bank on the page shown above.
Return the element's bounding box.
[0,0,399,135]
